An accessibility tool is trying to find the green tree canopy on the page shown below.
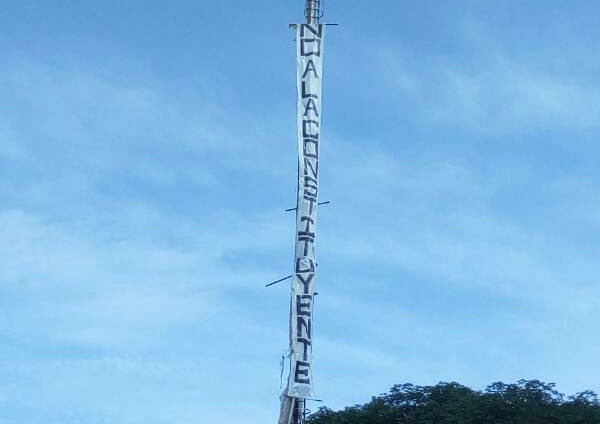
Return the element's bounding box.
[307,380,600,424]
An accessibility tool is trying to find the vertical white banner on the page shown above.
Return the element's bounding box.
[287,23,325,400]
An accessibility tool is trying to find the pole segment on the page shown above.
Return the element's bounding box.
[305,0,320,24]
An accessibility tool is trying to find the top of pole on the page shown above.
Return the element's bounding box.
[305,0,321,24]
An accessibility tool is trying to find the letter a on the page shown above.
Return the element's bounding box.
[303,98,319,117]
[302,60,319,79]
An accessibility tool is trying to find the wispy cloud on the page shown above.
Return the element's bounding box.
[0,57,293,422]
[312,134,600,399]
[3,4,600,422]
[365,20,600,134]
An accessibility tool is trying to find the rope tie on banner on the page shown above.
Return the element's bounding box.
[280,349,292,389]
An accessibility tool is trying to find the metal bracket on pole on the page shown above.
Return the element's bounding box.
[265,275,293,288]
[285,201,331,212]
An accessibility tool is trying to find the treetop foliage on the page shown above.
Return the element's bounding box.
[307,380,600,424]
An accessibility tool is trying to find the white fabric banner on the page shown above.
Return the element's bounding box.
[286,23,325,400]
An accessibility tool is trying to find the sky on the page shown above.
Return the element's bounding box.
[2,0,600,423]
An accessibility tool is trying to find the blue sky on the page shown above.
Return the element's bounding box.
[2,1,600,422]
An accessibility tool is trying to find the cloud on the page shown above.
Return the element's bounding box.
[365,21,600,134]
[3,8,600,423]
[311,135,600,399]
[0,57,295,423]
[321,135,600,305]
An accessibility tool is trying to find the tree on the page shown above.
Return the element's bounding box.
[306,380,600,424]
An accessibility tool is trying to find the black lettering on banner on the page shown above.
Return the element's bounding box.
[304,182,318,200]
[303,173,318,186]
[302,81,318,99]
[303,184,318,198]
[299,216,315,236]
[296,294,312,317]
[297,273,314,294]
[297,337,312,361]
[303,176,318,198]
[301,39,322,57]
[298,236,313,257]
[302,60,319,79]
[291,23,323,395]
[298,216,316,256]
[296,258,316,273]
[304,157,318,180]
[296,258,316,274]
[303,136,319,158]
[303,98,319,117]
[301,24,323,38]
[303,121,319,140]
[297,316,312,339]
[303,196,317,215]
[294,360,311,384]
[298,237,314,257]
